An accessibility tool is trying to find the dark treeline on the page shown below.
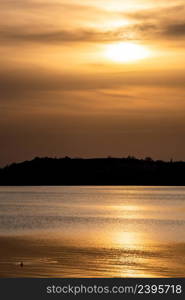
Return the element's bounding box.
[0,156,185,186]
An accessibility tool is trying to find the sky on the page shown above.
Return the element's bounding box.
[0,0,185,166]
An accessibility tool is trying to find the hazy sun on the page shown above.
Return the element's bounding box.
[105,42,150,63]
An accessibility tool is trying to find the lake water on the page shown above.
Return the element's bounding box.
[0,186,185,277]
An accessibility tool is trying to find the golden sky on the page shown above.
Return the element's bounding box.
[0,0,185,165]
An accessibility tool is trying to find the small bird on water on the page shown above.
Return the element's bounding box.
[20,262,24,267]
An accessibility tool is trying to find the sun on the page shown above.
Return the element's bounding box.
[105,42,150,63]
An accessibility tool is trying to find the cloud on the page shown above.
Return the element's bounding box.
[0,1,185,45]
[1,21,185,46]
[0,67,185,105]
[0,28,95,43]
[164,23,185,36]
[125,4,185,21]
[123,4,185,39]
[0,26,133,44]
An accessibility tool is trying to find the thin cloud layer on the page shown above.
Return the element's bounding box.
[0,1,185,44]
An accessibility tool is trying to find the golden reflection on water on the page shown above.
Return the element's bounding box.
[0,231,185,278]
[0,186,185,277]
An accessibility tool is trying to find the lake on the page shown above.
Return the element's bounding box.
[0,186,185,277]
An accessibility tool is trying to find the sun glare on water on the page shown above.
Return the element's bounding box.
[105,42,150,63]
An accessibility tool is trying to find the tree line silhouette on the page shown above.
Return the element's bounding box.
[0,156,185,185]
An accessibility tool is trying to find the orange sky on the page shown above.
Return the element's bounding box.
[0,0,185,165]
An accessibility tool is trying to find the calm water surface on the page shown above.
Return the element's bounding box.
[0,186,185,277]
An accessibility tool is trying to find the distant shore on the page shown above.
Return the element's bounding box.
[0,156,185,186]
